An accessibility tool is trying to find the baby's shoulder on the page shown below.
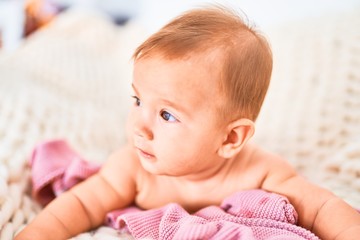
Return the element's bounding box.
[248,144,293,168]
[248,144,299,189]
[106,144,139,167]
[245,144,297,181]
[99,144,142,183]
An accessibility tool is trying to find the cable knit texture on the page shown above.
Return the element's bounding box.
[0,6,359,239]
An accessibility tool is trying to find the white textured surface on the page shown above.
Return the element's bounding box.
[0,9,141,239]
[254,9,360,206]
[0,7,359,239]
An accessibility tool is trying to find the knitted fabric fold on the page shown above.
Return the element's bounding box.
[29,140,319,239]
[30,140,100,206]
[106,190,318,240]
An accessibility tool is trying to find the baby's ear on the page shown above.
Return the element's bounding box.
[217,118,255,159]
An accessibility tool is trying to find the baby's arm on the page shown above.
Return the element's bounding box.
[261,156,360,240]
[15,146,137,240]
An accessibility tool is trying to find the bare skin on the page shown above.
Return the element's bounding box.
[15,55,360,240]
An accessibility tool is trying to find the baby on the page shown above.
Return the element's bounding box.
[16,6,360,240]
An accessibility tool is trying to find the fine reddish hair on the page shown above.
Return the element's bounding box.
[133,6,273,121]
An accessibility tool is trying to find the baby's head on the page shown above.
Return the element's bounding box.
[129,6,273,174]
[133,6,273,122]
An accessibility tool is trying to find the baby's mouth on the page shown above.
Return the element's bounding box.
[136,147,155,159]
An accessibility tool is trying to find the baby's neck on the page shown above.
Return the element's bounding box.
[135,144,258,212]
[174,144,254,184]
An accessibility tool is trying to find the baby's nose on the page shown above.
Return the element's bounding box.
[133,113,154,140]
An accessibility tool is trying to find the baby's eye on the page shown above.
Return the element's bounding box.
[160,110,177,122]
[132,96,141,107]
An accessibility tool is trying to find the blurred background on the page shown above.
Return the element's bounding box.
[0,0,360,51]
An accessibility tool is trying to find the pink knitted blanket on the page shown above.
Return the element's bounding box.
[30,140,319,240]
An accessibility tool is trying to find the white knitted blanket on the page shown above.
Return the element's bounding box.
[0,8,359,239]
[254,9,360,206]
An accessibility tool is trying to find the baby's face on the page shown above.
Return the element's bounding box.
[129,54,227,177]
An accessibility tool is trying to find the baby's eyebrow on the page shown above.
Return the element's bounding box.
[132,82,189,115]
[159,98,190,116]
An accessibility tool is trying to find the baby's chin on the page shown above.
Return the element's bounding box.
[139,160,186,177]
[137,152,162,174]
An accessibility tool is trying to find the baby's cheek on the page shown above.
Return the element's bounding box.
[125,117,134,142]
